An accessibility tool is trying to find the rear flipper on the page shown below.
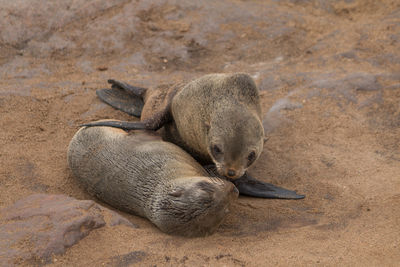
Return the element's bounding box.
[81,104,171,131]
[81,120,147,130]
[232,172,305,199]
[96,79,147,118]
[107,79,147,97]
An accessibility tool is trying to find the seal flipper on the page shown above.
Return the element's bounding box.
[96,79,147,118]
[202,165,304,199]
[81,120,147,130]
[81,106,172,130]
[232,172,305,199]
[96,88,144,118]
[107,79,147,97]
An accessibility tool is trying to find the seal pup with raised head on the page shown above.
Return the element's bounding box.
[68,124,238,237]
[82,73,304,199]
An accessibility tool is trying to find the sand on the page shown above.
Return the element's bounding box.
[0,0,399,266]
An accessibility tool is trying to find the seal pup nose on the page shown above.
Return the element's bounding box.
[227,169,236,177]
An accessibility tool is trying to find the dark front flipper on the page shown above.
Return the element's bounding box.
[233,172,305,199]
[96,88,144,117]
[202,165,304,199]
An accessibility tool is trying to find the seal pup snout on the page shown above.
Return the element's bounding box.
[207,107,265,180]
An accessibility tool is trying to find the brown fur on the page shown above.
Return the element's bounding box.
[68,124,238,237]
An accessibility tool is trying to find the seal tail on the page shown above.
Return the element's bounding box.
[96,79,147,118]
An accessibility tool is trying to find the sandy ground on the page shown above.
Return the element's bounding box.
[0,0,399,266]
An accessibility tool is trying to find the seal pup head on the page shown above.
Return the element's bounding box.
[206,109,265,179]
[153,177,238,237]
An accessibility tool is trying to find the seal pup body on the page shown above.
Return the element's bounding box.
[89,74,263,179]
[83,74,305,199]
[68,125,238,237]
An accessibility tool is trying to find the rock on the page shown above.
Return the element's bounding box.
[0,194,135,266]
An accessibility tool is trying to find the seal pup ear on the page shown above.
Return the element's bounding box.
[204,122,211,133]
[168,188,184,197]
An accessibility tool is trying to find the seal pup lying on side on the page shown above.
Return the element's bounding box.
[68,124,238,237]
[82,73,304,199]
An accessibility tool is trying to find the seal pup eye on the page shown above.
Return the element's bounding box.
[213,145,222,154]
[211,145,222,156]
[247,151,256,165]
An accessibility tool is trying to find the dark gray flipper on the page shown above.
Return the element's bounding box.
[107,79,147,97]
[96,88,144,117]
[203,165,304,199]
[96,79,147,118]
[81,104,172,131]
[81,120,147,130]
[232,172,305,199]
[86,79,176,130]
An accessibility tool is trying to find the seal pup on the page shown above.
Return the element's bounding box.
[82,74,304,199]
[68,124,238,237]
